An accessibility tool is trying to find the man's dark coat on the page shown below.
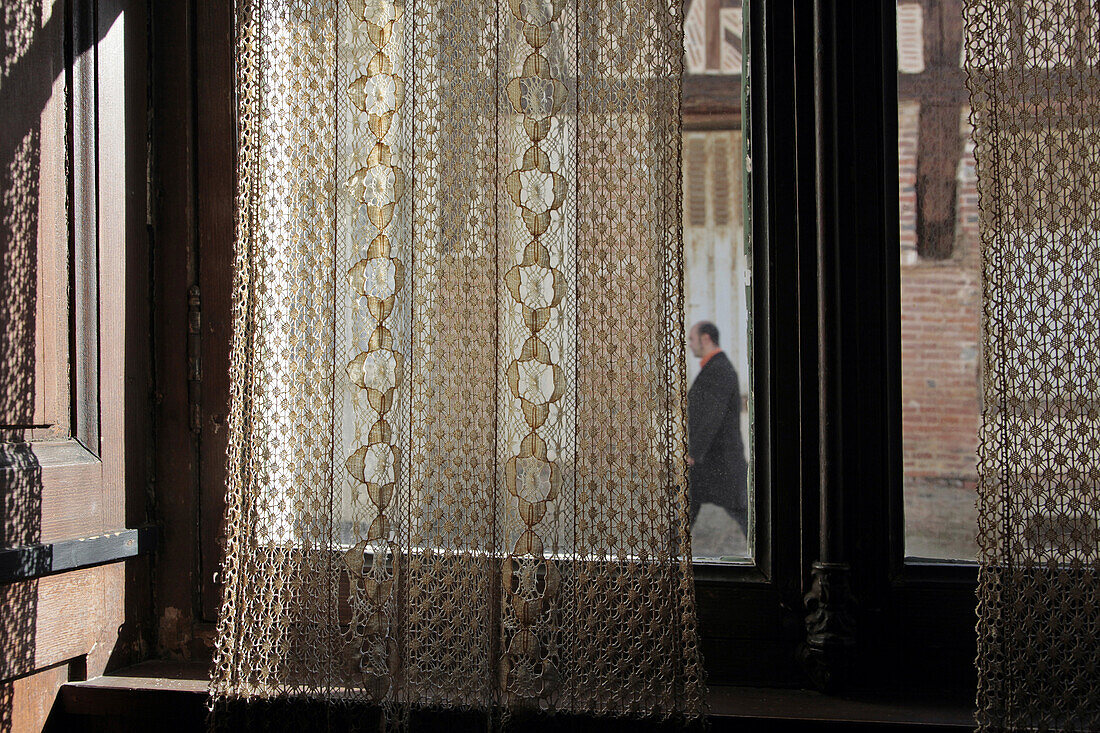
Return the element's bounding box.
[687,351,748,529]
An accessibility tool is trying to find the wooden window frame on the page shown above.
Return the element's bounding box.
[688,0,978,696]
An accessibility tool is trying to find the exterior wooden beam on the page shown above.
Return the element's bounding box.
[684,74,742,117]
[915,101,964,259]
[914,0,964,259]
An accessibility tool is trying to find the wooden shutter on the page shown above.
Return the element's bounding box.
[1,0,147,728]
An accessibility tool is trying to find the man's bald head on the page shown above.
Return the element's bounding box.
[688,321,720,359]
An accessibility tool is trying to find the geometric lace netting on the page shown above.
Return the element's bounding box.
[965,1,1100,728]
[210,0,705,726]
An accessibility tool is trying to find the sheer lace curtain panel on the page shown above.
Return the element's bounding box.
[210,0,705,725]
[967,0,1100,729]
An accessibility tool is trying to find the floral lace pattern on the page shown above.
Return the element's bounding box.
[211,0,704,724]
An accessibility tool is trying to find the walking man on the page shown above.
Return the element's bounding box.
[686,321,748,534]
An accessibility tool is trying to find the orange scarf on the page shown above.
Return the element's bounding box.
[699,349,723,371]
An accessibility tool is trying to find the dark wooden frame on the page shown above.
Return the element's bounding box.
[804,0,978,698]
[148,0,237,655]
[694,0,979,697]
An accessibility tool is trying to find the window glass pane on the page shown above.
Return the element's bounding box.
[898,0,979,560]
[321,1,752,562]
[683,0,752,562]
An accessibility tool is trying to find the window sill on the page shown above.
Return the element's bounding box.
[57,661,974,731]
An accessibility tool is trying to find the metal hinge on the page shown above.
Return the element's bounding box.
[187,285,202,434]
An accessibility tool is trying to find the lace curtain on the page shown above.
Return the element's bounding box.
[210,0,704,724]
[967,1,1100,728]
